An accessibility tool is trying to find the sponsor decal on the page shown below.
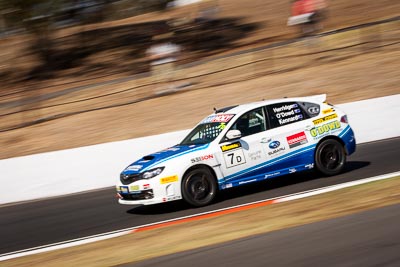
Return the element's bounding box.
[286,132,308,148]
[305,163,314,169]
[261,137,272,143]
[202,114,234,123]
[313,113,338,125]
[289,168,297,173]
[223,149,246,168]
[217,123,227,130]
[269,141,280,149]
[191,154,214,163]
[129,185,140,191]
[160,175,179,184]
[221,183,233,189]
[267,140,286,156]
[248,150,262,161]
[143,184,150,190]
[265,172,280,179]
[310,120,341,138]
[119,186,129,193]
[271,103,304,125]
[125,165,143,171]
[272,103,298,113]
[279,114,303,125]
[322,108,334,114]
[308,106,320,114]
[275,109,298,119]
[239,179,257,185]
[274,105,302,124]
[268,147,286,156]
[221,141,242,152]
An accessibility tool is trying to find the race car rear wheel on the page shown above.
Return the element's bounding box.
[315,139,346,176]
[182,167,217,207]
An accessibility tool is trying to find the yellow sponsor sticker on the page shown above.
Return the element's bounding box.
[221,142,241,152]
[313,113,338,125]
[119,186,129,193]
[322,108,334,114]
[160,175,179,184]
[129,185,140,191]
[311,120,341,138]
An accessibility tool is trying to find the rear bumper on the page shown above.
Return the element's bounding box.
[341,126,356,155]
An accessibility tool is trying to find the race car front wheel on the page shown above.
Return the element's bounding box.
[315,139,346,176]
[182,167,217,207]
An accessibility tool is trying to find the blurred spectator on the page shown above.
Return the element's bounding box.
[146,32,182,94]
[288,0,328,35]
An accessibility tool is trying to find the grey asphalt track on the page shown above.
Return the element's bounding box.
[0,137,399,255]
[127,203,400,267]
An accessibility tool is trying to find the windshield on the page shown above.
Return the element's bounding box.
[180,122,228,145]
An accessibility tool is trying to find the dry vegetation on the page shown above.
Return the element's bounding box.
[0,0,399,159]
[3,176,400,267]
[1,3,399,266]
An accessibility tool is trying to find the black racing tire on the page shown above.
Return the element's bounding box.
[182,166,217,207]
[315,139,346,176]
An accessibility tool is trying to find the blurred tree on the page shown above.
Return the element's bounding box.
[0,0,174,79]
[0,0,62,78]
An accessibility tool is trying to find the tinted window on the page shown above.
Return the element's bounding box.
[230,107,266,137]
[267,102,305,128]
[181,123,226,145]
[298,102,321,118]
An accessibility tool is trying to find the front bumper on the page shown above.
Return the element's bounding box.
[118,196,176,205]
[116,178,181,205]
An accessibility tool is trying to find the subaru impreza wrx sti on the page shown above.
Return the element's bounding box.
[116,94,356,207]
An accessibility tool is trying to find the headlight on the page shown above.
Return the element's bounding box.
[142,167,165,179]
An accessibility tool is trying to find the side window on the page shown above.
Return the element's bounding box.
[230,108,266,137]
[297,102,321,118]
[267,102,305,128]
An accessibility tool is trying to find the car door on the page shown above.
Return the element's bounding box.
[261,101,315,175]
[217,107,268,187]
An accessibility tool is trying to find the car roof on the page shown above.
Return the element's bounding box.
[213,94,327,116]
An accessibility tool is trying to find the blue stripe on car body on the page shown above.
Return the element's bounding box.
[224,144,315,182]
[141,144,210,171]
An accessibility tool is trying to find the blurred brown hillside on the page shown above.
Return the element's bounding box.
[0,0,399,159]
[0,0,399,90]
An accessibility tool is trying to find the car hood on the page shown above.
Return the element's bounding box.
[122,144,209,174]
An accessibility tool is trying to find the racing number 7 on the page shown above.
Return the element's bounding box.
[227,153,242,165]
[227,153,234,165]
[225,151,246,168]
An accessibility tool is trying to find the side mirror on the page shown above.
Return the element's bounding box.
[226,129,241,140]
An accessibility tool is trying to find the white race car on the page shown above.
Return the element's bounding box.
[116,94,356,207]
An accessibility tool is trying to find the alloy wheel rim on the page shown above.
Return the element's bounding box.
[188,174,210,201]
[321,144,341,170]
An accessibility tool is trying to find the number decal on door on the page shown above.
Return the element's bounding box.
[223,149,246,168]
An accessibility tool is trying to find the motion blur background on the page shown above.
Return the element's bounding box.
[0,0,399,159]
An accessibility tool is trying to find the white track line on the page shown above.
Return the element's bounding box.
[1,171,399,262]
